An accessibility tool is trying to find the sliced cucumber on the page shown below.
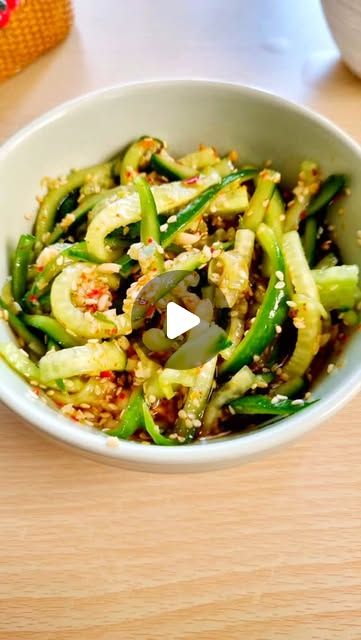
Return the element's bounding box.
[151,150,197,180]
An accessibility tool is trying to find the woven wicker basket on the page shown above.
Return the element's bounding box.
[0,0,72,82]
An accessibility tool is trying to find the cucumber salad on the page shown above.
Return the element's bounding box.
[0,137,359,445]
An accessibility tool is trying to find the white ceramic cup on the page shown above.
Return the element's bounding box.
[0,80,360,472]
[322,0,361,78]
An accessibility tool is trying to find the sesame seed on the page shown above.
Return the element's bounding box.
[275,325,282,334]
[98,263,121,273]
[178,409,187,420]
[327,363,335,374]
[253,354,260,362]
[321,240,332,251]
[160,223,168,232]
[286,300,297,308]
[293,317,306,329]
[271,394,288,404]
[257,381,268,388]
[275,270,284,281]
[262,198,270,208]
[291,399,304,406]
[275,281,285,289]
[229,406,236,415]
[345,187,351,196]
[167,215,177,223]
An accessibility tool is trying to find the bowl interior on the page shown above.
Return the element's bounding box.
[0,81,360,470]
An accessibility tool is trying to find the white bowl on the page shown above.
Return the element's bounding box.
[321,0,361,78]
[0,80,360,472]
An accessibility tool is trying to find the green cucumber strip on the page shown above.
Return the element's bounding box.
[230,395,316,416]
[0,297,45,357]
[151,150,197,180]
[165,324,231,370]
[242,169,279,231]
[120,136,163,184]
[302,216,318,267]
[312,265,359,310]
[142,401,179,446]
[39,341,126,382]
[161,169,256,248]
[22,315,83,348]
[107,388,144,439]
[12,234,35,302]
[307,174,346,217]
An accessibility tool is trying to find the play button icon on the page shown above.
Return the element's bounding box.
[166,302,200,340]
[131,269,229,369]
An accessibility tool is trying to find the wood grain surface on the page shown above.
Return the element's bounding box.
[0,1,360,638]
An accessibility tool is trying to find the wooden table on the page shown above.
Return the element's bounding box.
[0,1,360,638]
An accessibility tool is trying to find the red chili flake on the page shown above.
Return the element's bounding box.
[146,304,156,318]
[33,387,40,396]
[299,210,307,221]
[88,288,101,297]
[29,295,38,303]
[100,370,115,379]
[312,168,319,176]
[183,176,199,185]
[117,391,126,400]
[147,237,154,244]
[0,7,10,29]
[142,138,156,149]
[36,266,44,273]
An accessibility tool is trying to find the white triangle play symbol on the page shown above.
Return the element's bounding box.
[166,302,200,340]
